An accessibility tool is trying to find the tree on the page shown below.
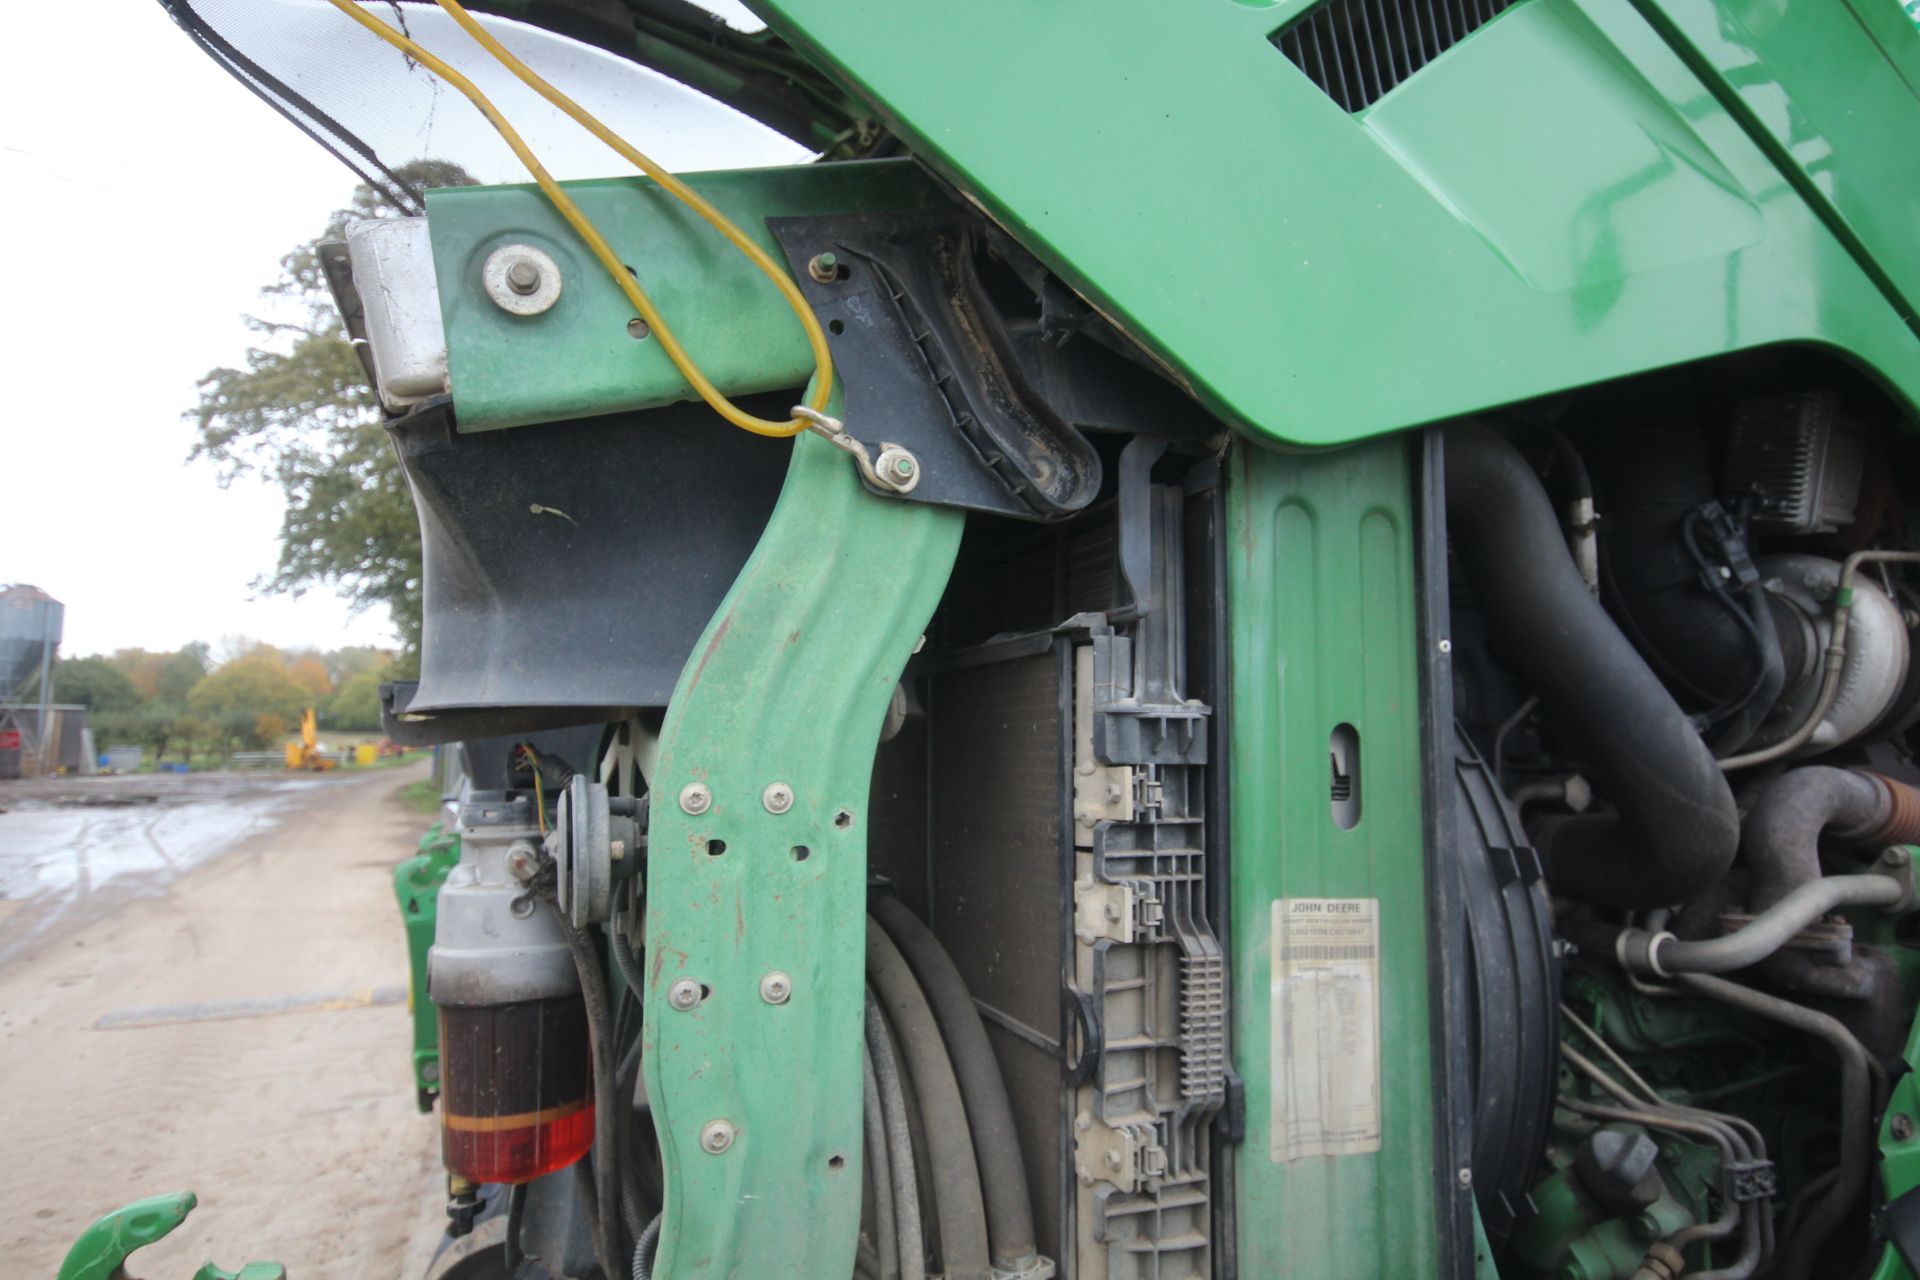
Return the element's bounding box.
[328,670,386,732]
[53,657,141,714]
[187,160,474,664]
[288,655,335,703]
[187,650,309,731]
[109,649,167,702]
[156,643,210,706]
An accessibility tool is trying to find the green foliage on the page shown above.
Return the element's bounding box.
[187,650,309,731]
[328,669,386,732]
[156,643,209,706]
[52,656,141,714]
[187,160,474,661]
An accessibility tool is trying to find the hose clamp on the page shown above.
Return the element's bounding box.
[1616,929,1676,979]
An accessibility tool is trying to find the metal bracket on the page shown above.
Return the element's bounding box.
[790,406,921,495]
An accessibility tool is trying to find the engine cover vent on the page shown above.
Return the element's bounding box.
[1272,0,1517,113]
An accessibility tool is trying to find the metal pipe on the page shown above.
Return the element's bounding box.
[1675,974,1871,1280]
[1648,874,1905,974]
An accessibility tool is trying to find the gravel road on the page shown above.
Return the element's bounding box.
[0,763,448,1278]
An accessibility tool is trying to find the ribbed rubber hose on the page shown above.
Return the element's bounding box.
[867,922,991,1280]
[871,896,1039,1273]
[867,993,927,1280]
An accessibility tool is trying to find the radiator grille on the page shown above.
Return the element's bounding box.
[1273,0,1516,113]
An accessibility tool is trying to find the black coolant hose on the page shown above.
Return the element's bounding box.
[866,922,992,1280]
[1445,422,1739,908]
[871,896,1039,1276]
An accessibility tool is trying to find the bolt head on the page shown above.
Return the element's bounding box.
[1895,1113,1915,1141]
[763,783,795,815]
[1456,1167,1473,1188]
[760,971,792,1005]
[893,455,916,478]
[667,979,702,1011]
[506,261,541,295]
[808,252,839,284]
[506,845,540,883]
[700,1119,736,1154]
[679,783,712,815]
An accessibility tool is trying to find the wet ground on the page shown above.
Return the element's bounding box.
[0,772,326,969]
[0,764,447,1278]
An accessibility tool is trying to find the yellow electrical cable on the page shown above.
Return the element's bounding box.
[322,0,828,438]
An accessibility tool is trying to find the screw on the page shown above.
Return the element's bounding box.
[667,979,703,1011]
[763,783,795,815]
[1895,1113,1915,1141]
[1438,638,1453,654]
[700,1119,736,1154]
[760,971,792,1004]
[506,843,541,883]
[1456,1167,1473,1189]
[808,252,839,284]
[506,260,541,295]
[679,783,712,815]
[892,455,917,480]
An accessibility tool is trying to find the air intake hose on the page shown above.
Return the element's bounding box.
[1445,422,1738,909]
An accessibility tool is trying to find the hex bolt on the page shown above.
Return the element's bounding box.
[1895,1113,1916,1141]
[807,252,839,284]
[700,1119,736,1155]
[762,783,795,815]
[667,979,703,1011]
[506,260,541,295]
[1456,1168,1473,1189]
[892,454,917,481]
[679,783,712,815]
[760,971,792,1005]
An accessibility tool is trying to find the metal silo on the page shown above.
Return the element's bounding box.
[0,584,63,778]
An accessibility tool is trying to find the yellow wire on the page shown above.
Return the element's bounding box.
[322,0,828,438]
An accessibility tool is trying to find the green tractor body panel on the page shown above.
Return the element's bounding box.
[394,821,461,1111]
[751,0,1920,446]
[1225,433,1448,1276]
[56,1192,284,1280]
[641,423,963,1277]
[425,161,943,432]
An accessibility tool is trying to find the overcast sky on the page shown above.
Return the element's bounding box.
[1,0,799,659]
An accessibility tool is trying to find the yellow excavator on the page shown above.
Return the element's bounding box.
[283,707,334,773]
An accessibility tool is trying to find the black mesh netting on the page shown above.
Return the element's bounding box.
[155,0,806,210]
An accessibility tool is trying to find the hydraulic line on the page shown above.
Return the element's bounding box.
[319,0,831,438]
[866,922,991,1280]
[863,1047,902,1280]
[548,900,622,1277]
[866,993,928,1280]
[871,896,1039,1274]
[1675,974,1871,1280]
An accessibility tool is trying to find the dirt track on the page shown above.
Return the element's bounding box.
[0,764,448,1278]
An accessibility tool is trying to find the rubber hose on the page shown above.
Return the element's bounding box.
[1444,421,1739,908]
[1744,767,1910,910]
[863,1048,902,1280]
[866,922,992,1280]
[871,896,1039,1272]
[549,902,621,1278]
[867,993,927,1280]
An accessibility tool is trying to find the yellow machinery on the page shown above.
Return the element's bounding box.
[284,708,335,772]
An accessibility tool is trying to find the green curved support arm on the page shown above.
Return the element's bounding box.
[57,1191,286,1280]
[642,427,963,1277]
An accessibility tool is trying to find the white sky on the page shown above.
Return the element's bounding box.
[0,0,797,659]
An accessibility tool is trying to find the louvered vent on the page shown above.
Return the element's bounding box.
[1272,0,1517,113]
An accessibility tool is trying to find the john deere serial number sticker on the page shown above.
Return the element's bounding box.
[1270,897,1382,1161]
